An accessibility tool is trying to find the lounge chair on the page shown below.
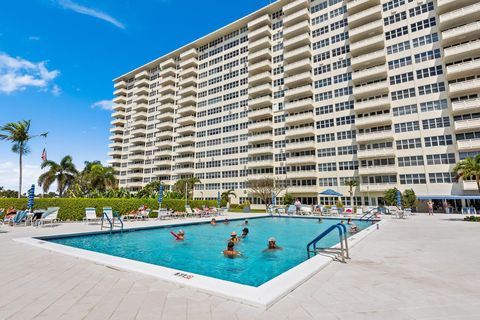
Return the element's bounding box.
[9,211,28,226]
[37,207,60,227]
[286,205,296,215]
[83,208,100,224]
[156,208,172,220]
[136,208,151,220]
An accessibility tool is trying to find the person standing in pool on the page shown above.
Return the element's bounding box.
[210,218,217,225]
[263,237,282,251]
[223,218,229,224]
[223,241,240,257]
[229,231,240,243]
[241,227,249,238]
[243,219,249,226]
[347,218,358,233]
[171,229,185,241]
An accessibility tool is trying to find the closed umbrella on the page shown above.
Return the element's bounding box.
[158,184,164,208]
[27,185,35,212]
[217,191,221,208]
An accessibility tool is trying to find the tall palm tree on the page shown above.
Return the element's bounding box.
[84,162,117,192]
[0,120,47,198]
[453,155,480,193]
[221,189,236,205]
[38,155,78,197]
[344,179,359,207]
[173,177,201,199]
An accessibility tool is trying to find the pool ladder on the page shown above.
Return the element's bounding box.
[360,208,379,221]
[101,211,124,233]
[306,223,349,263]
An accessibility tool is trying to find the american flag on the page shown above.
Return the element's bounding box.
[41,148,47,161]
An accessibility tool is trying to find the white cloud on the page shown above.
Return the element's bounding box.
[0,161,51,195]
[0,52,60,95]
[57,0,125,29]
[28,36,41,41]
[52,84,61,96]
[91,99,114,110]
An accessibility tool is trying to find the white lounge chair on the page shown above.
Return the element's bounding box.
[156,208,172,220]
[83,208,100,224]
[37,207,60,227]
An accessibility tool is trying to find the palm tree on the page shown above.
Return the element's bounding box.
[344,179,359,207]
[38,155,78,197]
[452,155,480,193]
[173,177,201,199]
[0,120,47,198]
[221,189,236,206]
[83,161,117,192]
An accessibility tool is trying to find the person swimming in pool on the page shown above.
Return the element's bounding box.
[263,237,282,252]
[223,218,229,224]
[241,227,249,238]
[223,241,240,257]
[318,217,323,223]
[210,218,217,225]
[229,231,240,243]
[243,219,249,226]
[347,218,358,233]
[171,229,185,241]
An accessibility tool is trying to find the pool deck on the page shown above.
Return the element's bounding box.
[1,213,479,319]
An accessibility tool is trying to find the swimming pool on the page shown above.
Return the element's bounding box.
[44,217,372,287]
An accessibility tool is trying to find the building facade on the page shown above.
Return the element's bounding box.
[110,0,480,207]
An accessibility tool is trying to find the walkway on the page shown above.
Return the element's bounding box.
[0,214,479,319]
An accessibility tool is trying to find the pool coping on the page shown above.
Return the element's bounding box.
[14,215,383,309]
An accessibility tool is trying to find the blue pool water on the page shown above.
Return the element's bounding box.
[47,217,371,286]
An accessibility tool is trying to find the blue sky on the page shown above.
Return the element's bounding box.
[0,0,271,193]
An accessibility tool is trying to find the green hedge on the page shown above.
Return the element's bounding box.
[0,198,219,221]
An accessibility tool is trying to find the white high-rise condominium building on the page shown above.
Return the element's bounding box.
[110,0,480,208]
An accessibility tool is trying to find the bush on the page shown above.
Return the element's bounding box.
[464,215,480,222]
[160,199,217,212]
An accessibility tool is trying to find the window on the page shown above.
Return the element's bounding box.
[395,121,419,133]
[318,162,337,172]
[316,104,334,115]
[318,177,338,186]
[429,172,455,184]
[417,65,443,80]
[383,0,405,12]
[317,133,335,142]
[337,130,355,140]
[385,26,408,40]
[335,101,354,111]
[314,51,331,63]
[393,104,417,116]
[313,38,330,50]
[333,73,351,84]
[420,99,448,112]
[396,138,421,150]
[337,145,357,155]
[400,174,426,184]
[336,115,355,126]
[318,147,336,157]
[332,58,350,70]
[422,117,450,129]
[388,56,412,70]
[384,11,406,26]
[398,155,424,167]
[426,154,455,165]
[424,135,453,147]
[412,33,438,47]
[409,2,434,17]
[317,118,334,128]
[414,49,441,63]
[390,72,414,85]
[391,88,415,101]
[387,40,410,55]
[338,161,358,170]
[411,17,436,32]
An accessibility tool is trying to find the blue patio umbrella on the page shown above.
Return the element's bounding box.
[217,191,221,208]
[27,184,35,211]
[319,189,343,197]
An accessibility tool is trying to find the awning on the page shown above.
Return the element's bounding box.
[319,189,343,197]
[417,195,480,200]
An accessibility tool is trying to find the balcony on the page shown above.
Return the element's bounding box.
[177,105,196,116]
[176,146,195,154]
[249,83,272,97]
[176,125,195,134]
[352,65,387,84]
[359,165,397,175]
[351,49,385,69]
[132,111,147,120]
[356,130,394,143]
[443,39,480,64]
[249,120,273,131]
[112,111,125,119]
[180,48,197,60]
[248,14,270,30]
[130,136,146,144]
[159,76,176,86]
[179,57,198,69]
[108,142,122,148]
[284,72,313,87]
[131,119,147,128]
[156,140,173,148]
[285,155,316,164]
[112,104,125,112]
[180,67,197,78]
[176,135,195,144]
[158,94,175,104]
[285,84,313,100]
[355,114,392,128]
[162,67,177,77]
[449,78,480,96]
[155,160,172,166]
[283,0,309,15]
[134,78,149,88]
[285,126,315,138]
[287,186,318,194]
[462,180,478,191]
[349,20,383,42]
[248,107,272,119]
[284,98,314,112]
[284,34,311,50]
[457,139,480,151]
[350,35,384,56]
[134,87,149,97]
[454,118,480,132]
[439,2,480,30]
[135,70,149,79]
[109,133,123,141]
[451,98,480,114]
[285,141,315,151]
[249,60,272,75]
[114,88,127,97]
[248,48,272,63]
[129,145,145,153]
[157,149,173,157]
[285,112,314,125]
[113,96,126,104]
[249,95,272,109]
[110,126,124,134]
[247,159,274,168]
[160,58,175,69]
[284,45,312,63]
[175,157,195,164]
[360,183,396,192]
[287,171,316,179]
[157,121,174,130]
[347,0,380,15]
[249,36,272,52]
[284,58,311,75]
[248,146,273,155]
[114,80,126,89]
[283,8,309,27]
[177,115,196,126]
[248,133,273,143]
[247,173,275,180]
[157,103,174,112]
[249,71,272,86]
[178,95,196,107]
[156,170,172,176]
[158,85,176,94]
[446,59,480,80]
[178,86,197,97]
[133,103,148,112]
[283,20,310,39]
[179,76,197,87]
[354,96,390,112]
[353,80,388,98]
[175,167,195,175]
[348,5,381,29]
[442,21,480,48]
[249,25,271,41]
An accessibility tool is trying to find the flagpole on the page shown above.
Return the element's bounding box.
[41,135,48,198]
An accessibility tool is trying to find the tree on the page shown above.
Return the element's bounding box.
[402,189,417,208]
[0,186,18,198]
[283,193,294,206]
[384,188,399,206]
[344,179,359,207]
[221,189,236,206]
[0,120,47,198]
[173,177,201,199]
[38,155,78,197]
[452,155,480,193]
[247,177,285,210]
[136,181,163,198]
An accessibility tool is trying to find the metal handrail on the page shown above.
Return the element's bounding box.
[101,211,113,230]
[306,223,349,262]
[113,211,124,232]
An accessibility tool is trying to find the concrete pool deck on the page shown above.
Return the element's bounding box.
[0,213,479,319]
